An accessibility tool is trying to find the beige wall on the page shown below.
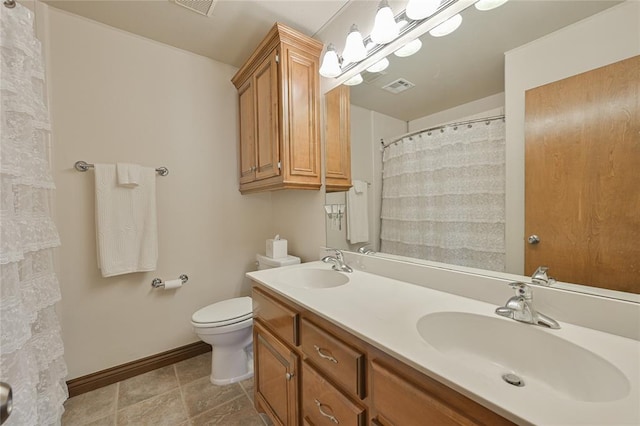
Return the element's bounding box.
[504,0,640,275]
[45,6,276,379]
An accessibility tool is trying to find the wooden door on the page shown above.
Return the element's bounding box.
[238,79,256,184]
[254,49,281,181]
[254,321,298,426]
[525,55,640,293]
[325,85,352,192]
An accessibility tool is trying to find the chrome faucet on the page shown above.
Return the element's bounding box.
[531,266,556,286]
[322,249,353,273]
[495,282,560,329]
[357,245,375,255]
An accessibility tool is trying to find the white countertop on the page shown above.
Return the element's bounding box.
[247,261,640,426]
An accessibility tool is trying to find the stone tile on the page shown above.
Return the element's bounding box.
[190,396,264,426]
[239,377,255,402]
[85,414,116,426]
[175,352,211,386]
[62,383,117,426]
[116,389,188,425]
[117,365,178,409]
[260,413,274,426]
[181,376,244,418]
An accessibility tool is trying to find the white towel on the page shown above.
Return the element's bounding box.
[94,164,158,277]
[116,163,141,187]
[347,180,369,244]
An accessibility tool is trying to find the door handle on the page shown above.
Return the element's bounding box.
[528,235,540,244]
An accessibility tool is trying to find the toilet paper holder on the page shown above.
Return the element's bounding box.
[151,274,189,289]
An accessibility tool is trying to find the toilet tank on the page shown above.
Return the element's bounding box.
[256,254,301,270]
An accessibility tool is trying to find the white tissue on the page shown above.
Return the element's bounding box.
[163,279,183,290]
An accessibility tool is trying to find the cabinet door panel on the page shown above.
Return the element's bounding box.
[325,85,351,192]
[253,287,299,346]
[238,80,255,184]
[254,321,298,426]
[254,49,280,181]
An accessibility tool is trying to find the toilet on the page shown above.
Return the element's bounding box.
[191,297,254,385]
[191,254,300,385]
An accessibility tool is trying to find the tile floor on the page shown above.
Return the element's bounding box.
[62,352,271,426]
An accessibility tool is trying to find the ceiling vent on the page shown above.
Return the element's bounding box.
[172,0,216,17]
[382,78,415,94]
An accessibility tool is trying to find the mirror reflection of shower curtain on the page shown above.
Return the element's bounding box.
[0,4,68,425]
[380,119,506,271]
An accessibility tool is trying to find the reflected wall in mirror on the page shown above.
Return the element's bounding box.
[323,0,640,301]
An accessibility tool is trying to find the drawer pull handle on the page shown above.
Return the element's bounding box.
[285,372,294,381]
[314,399,339,424]
[314,345,338,364]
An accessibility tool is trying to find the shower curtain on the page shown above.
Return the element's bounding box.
[380,119,506,271]
[1,4,68,425]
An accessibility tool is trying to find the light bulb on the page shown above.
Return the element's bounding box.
[406,0,441,20]
[319,44,342,78]
[394,39,422,57]
[342,24,367,64]
[475,0,509,11]
[366,57,390,73]
[344,73,363,86]
[370,0,399,45]
[429,13,462,37]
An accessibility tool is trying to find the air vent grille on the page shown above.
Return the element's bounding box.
[382,78,415,94]
[172,0,216,16]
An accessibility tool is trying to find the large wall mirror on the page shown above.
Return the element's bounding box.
[322,0,639,302]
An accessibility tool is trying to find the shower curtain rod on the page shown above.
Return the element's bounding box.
[381,114,505,149]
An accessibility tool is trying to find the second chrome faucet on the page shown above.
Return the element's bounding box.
[495,282,560,329]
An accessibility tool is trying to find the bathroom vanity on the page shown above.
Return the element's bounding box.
[247,259,640,426]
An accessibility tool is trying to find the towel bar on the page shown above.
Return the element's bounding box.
[151,274,188,288]
[74,160,169,176]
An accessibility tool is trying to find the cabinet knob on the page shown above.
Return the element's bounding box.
[528,235,540,244]
[285,372,294,381]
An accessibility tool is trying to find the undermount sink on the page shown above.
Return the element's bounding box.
[277,268,349,289]
[416,312,630,402]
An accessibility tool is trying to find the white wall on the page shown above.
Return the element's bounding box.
[44,6,275,379]
[408,93,504,132]
[504,1,640,274]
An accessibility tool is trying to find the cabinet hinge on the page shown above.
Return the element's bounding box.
[275,54,279,64]
[278,162,282,169]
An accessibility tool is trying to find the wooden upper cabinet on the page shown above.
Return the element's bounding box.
[232,23,323,194]
[325,85,352,192]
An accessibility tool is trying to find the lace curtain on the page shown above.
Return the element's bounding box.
[1,4,68,425]
[380,119,506,271]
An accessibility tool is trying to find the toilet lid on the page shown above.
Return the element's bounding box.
[192,296,253,325]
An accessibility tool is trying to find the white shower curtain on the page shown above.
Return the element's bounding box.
[380,119,506,271]
[1,4,68,425]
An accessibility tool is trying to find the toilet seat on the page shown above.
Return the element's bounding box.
[191,296,253,328]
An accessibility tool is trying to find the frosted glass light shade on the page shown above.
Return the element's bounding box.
[342,24,367,64]
[475,0,509,11]
[406,0,441,20]
[429,13,462,37]
[319,44,342,78]
[366,57,390,73]
[394,39,422,57]
[344,73,363,86]
[370,0,399,44]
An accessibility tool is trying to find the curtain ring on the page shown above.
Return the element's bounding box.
[4,0,16,8]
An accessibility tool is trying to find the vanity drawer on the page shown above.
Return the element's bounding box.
[252,287,299,347]
[302,361,366,426]
[301,318,365,398]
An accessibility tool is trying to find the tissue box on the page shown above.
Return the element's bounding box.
[266,238,288,259]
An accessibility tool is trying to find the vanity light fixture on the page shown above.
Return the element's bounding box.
[319,44,342,78]
[429,13,462,37]
[342,24,368,64]
[366,57,390,73]
[406,0,441,20]
[343,73,364,86]
[475,0,509,11]
[370,0,399,45]
[394,38,423,57]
